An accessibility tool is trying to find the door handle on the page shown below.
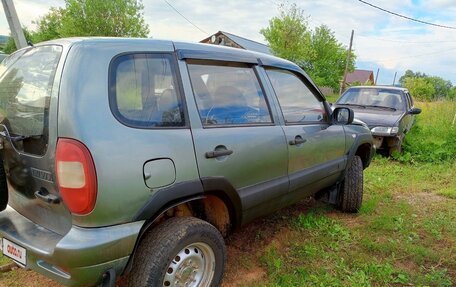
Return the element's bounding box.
[205,149,233,158]
[289,137,307,145]
[35,189,60,204]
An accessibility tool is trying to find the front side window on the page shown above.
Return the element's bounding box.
[187,62,272,126]
[266,69,326,124]
[0,45,62,155]
[110,54,184,128]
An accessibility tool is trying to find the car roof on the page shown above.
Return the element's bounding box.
[348,85,408,92]
[40,37,297,69]
[32,37,324,100]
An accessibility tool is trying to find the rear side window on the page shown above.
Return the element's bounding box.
[110,54,184,128]
[266,69,326,124]
[0,45,62,155]
[187,62,272,126]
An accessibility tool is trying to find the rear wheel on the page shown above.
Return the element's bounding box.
[337,155,363,212]
[125,217,226,287]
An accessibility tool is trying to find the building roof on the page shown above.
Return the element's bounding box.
[201,31,272,55]
[345,69,374,84]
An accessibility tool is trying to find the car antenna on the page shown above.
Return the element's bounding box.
[27,41,34,47]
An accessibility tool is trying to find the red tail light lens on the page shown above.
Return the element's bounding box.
[56,138,97,215]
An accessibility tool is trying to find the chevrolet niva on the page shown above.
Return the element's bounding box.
[0,38,374,287]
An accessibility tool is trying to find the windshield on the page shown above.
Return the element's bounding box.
[0,46,62,154]
[337,88,406,110]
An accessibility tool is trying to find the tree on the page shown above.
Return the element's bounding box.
[307,25,355,90]
[404,77,435,101]
[260,3,355,91]
[427,76,452,99]
[59,0,149,38]
[399,69,453,100]
[399,69,427,86]
[5,0,149,53]
[260,4,313,64]
[3,29,33,54]
[449,87,456,100]
[32,7,65,43]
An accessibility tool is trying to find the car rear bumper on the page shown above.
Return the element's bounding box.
[0,206,144,286]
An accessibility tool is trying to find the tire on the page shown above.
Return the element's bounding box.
[338,155,363,213]
[388,142,402,156]
[0,156,8,211]
[125,217,226,287]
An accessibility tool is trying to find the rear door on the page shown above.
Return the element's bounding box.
[264,68,346,197]
[182,60,289,222]
[0,45,71,235]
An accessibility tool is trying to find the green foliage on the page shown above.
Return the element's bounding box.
[260,3,312,63]
[3,29,33,54]
[395,101,456,163]
[449,86,456,100]
[32,7,65,43]
[5,0,149,53]
[306,25,355,90]
[403,77,435,101]
[400,69,453,100]
[59,0,149,38]
[260,3,355,91]
[324,93,340,103]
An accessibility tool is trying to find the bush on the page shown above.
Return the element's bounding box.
[395,101,456,163]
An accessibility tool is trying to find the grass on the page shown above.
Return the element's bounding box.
[399,101,456,163]
[243,159,455,287]
[325,93,340,103]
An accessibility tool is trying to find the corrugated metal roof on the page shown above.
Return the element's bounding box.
[220,31,272,55]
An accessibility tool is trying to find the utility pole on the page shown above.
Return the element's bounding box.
[392,72,397,86]
[1,0,27,49]
[375,68,380,85]
[340,30,354,95]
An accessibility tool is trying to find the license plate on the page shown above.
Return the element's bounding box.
[2,238,26,266]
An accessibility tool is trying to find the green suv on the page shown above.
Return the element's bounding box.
[0,38,374,287]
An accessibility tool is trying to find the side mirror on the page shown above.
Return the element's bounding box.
[409,107,422,115]
[332,107,354,125]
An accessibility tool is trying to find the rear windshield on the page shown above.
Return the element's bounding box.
[0,46,62,155]
[337,88,406,110]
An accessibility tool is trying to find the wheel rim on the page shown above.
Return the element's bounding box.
[163,242,215,287]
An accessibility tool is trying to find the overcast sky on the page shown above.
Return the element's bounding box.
[1,0,456,85]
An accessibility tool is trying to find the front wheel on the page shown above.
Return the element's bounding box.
[388,141,402,156]
[125,217,226,287]
[337,155,364,213]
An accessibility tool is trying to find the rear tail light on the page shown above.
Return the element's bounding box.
[56,138,97,215]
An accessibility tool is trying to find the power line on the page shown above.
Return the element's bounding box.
[162,0,208,35]
[370,46,456,62]
[357,0,456,30]
[357,35,456,44]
